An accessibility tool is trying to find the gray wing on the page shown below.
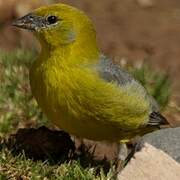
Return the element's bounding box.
[95,55,169,127]
[96,55,159,112]
[97,56,134,85]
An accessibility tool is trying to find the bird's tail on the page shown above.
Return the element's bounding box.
[148,111,170,128]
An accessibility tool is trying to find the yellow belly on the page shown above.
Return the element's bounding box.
[29,63,151,142]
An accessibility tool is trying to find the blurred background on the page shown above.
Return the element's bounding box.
[1,0,180,130]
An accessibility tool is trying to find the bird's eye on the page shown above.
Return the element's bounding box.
[47,16,58,24]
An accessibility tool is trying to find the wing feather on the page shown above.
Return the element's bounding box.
[96,56,168,127]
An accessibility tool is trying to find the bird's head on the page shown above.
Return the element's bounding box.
[13,3,98,50]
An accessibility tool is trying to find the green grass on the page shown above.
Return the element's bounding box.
[0,49,171,179]
[0,50,49,135]
[0,146,115,179]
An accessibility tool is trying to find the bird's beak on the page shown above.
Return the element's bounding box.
[12,13,45,31]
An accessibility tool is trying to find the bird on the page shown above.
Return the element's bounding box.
[13,3,169,160]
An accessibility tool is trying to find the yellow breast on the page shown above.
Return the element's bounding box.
[30,58,150,142]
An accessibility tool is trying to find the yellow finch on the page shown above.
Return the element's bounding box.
[13,4,169,146]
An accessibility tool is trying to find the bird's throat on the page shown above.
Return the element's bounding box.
[38,33,100,66]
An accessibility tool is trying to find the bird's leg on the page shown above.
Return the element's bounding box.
[116,143,128,171]
[124,138,144,165]
[118,143,128,161]
[117,138,144,170]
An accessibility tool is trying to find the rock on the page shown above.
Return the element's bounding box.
[118,143,180,180]
[142,127,180,162]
